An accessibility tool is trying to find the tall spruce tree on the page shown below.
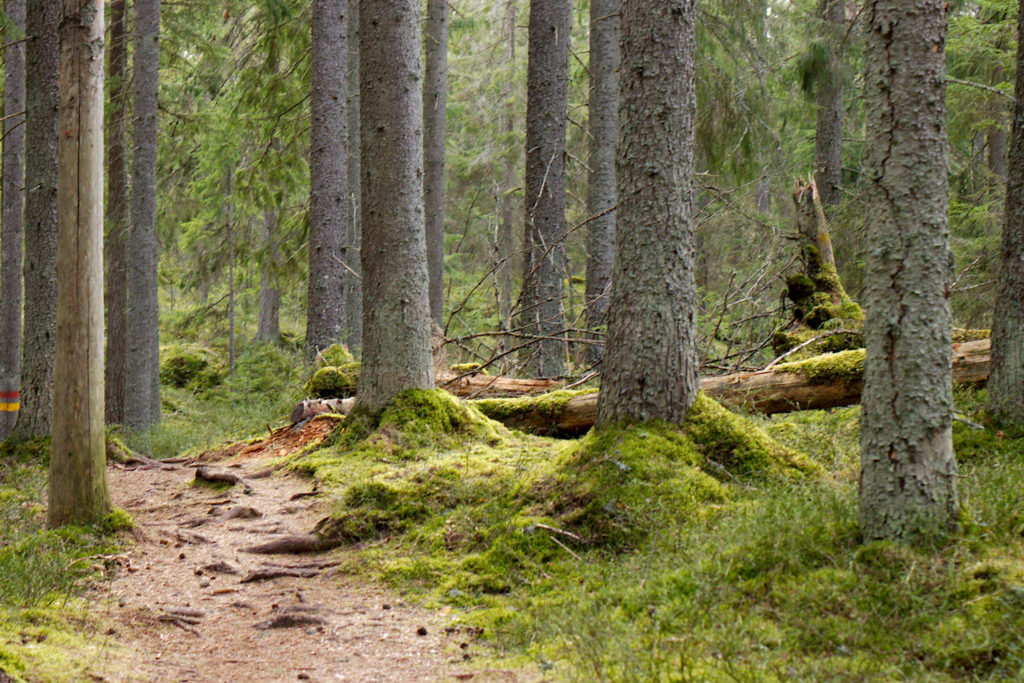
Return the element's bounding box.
[356,0,435,412]
[988,0,1024,426]
[1,0,26,440]
[596,0,699,426]
[858,0,959,542]
[424,0,449,329]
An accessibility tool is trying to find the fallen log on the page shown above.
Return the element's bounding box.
[435,371,563,398]
[471,339,991,436]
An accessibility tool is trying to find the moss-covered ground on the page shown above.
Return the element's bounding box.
[276,386,1024,681]
[0,440,136,682]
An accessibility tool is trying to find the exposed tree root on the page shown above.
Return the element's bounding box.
[242,534,343,555]
[194,466,255,494]
[240,568,320,583]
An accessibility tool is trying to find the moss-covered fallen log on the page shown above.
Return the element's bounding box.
[472,339,990,435]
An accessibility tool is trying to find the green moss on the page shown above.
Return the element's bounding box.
[305,362,361,398]
[316,343,356,367]
[99,508,135,533]
[159,343,225,390]
[774,348,865,384]
[472,388,596,422]
[450,362,489,375]
[953,328,991,343]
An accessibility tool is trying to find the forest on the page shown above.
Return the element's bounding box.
[1,0,1024,680]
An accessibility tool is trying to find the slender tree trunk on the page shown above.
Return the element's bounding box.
[226,168,235,376]
[11,0,60,441]
[307,0,348,362]
[0,0,26,441]
[49,0,110,525]
[356,0,434,412]
[345,0,363,354]
[520,0,570,378]
[815,0,844,208]
[596,0,699,426]
[424,0,449,329]
[859,0,958,543]
[105,0,129,425]
[583,0,619,365]
[988,125,1008,181]
[255,206,281,342]
[496,0,517,370]
[988,0,1024,426]
[125,0,161,433]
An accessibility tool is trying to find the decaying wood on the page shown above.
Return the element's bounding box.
[474,339,991,436]
[435,371,563,398]
[290,398,352,425]
[194,466,255,494]
[242,534,343,555]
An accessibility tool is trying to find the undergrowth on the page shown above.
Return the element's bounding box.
[287,388,1024,681]
[0,440,135,681]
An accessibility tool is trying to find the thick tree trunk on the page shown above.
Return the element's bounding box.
[424,0,448,328]
[597,0,699,426]
[105,0,129,425]
[306,0,348,362]
[520,0,570,378]
[860,0,958,543]
[125,0,161,432]
[11,0,60,441]
[1,0,26,441]
[583,0,619,365]
[815,0,845,207]
[345,0,362,354]
[255,206,281,342]
[49,0,110,525]
[357,0,435,412]
[988,0,1024,426]
[474,339,991,436]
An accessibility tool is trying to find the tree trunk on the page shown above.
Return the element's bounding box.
[345,0,362,354]
[496,0,518,371]
[49,0,110,525]
[583,0,619,366]
[988,0,1024,426]
[859,0,958,543]
[597,0,699,426]
[815,0,845,208]
[520,0,570,378]
[424,0,448,328]
[306,0,348,362]
[988,125,1008,181]
[255,206,281,342]
[473,339,992,436]
[0,0,26,441]
[11,0,60,441]
[105,0,129,425]
[226,169,235,376]
[125,0,161,433]
[357,0,435,412]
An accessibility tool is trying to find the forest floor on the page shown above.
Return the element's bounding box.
[98,418,528,682]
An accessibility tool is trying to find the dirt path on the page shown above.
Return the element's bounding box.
[97,420,520,683]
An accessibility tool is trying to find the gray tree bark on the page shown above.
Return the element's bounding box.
[1,0,26,441]
[859,0,959,543]
[307,0,348,362]
[255,206,281,342]
[356,0,435,412]
[11,0,60,441]
[583,0,619,365]
[815,0,845,208]
[105,0,129,425]
[125,0,161,433]
[988,0,1024,426]
[424,0,448,328]
[345,0,362,354]
[520,0,570,378]
[49,0,110,525]
[596,0,699,426]
[496,0,517,369]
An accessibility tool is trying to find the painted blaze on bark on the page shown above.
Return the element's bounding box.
[859,0,958,543]
[596,0,699,426]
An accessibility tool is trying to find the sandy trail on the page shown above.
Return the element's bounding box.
[97,419,515,683]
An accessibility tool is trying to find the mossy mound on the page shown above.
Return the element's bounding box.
[315,343,356,368]
[774,348,864,385]
[450,362,489,375]
[306,362,361,398]
[159,343,225,391]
